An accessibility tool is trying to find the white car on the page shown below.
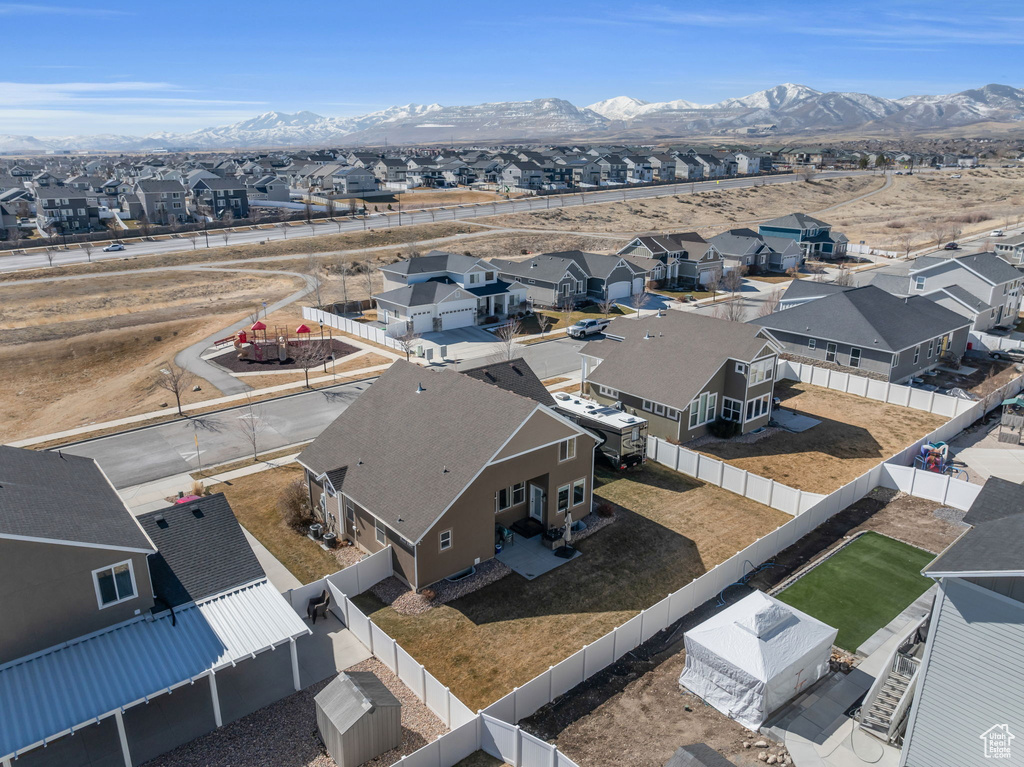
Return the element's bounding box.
[950,174,962,179]
[991,229,1005,237]
[102,242,126,252]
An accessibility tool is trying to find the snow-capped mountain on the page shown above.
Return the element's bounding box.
[2,83,1022,152]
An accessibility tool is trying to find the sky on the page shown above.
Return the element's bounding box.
[2,0,1023,136]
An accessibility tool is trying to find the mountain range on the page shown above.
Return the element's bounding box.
[3,83,1023,152]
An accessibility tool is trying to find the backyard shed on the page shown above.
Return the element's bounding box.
[315,671,402,767]
[678,591,837,730]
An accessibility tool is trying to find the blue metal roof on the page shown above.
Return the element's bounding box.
[0,581,310,759]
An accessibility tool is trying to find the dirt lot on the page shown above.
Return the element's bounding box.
[354,464,789,712]
[930,352,1022,397]
[695,382,948,494]
[482,176,882,236]
[238,352,394,389]
[522,490,960,767]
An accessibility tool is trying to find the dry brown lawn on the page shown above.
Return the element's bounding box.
[209,464,340,584]
[238,352,393,389]
[354,464,788,711]
[481,176,882,236]
[695,382,948,494]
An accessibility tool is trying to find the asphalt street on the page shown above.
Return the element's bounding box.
[0,171,866,273]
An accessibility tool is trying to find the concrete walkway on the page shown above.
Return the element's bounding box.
[950,423,1024,485]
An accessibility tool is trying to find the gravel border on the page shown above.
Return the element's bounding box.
[686,426,782,449]
[370,558,514,616]
[142,657,447,767]
[933,505,969,527]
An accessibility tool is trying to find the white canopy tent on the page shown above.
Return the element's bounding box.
[679,591,837,730]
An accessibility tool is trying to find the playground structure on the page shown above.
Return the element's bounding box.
[215,321,332,364]
[998,395,1024,445]
[913,441,968,480]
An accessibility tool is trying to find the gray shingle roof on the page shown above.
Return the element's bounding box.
[0,446,154,552]
[708,229,766,257]
[620,232,707,258]
[583,313,775,411]
[138,494,265,607]
[953,252,1022,284]
[297,361,553,543]
[491,255,583,285]
[750,285,970,352]
[380,251,484,276]
[926,478,1024,575]
[781,280,852,302]
[928,284,993,313]
[462,359,555,406]
[760,212,831,230]
[373,279,465,308]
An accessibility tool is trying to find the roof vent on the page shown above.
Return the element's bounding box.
[416,382,425,393]
[191,506,204,519]
[442,466,450,474]
[155,514,168,529]
[643,330,653,340]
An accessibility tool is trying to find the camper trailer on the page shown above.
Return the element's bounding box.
[553,392,647,469]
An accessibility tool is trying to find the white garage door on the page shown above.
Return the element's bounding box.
[781,255,799,272]
[632,277,645,295]
[607,281,631,300]
[441,308,475,330]
[412,313,433,334]
[699,270,715,285]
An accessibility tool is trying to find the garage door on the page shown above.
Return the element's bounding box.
[607,281,631,300]
[632,277,645,295]
[441,308,475,330]
[699,270,715,285]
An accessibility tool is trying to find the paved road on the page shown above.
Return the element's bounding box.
[61,381,367,488]
[0,171,869,273]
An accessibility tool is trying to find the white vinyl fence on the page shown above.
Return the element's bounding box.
[968,331,1024,353]
[304,306,403,351]
[880,464,982,510]
[647,437,826,516]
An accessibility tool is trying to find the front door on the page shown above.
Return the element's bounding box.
[529,484,545,522]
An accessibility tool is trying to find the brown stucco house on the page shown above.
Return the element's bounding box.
[298,360,597,590]
[580,312,780,443]
[0,446,309,767]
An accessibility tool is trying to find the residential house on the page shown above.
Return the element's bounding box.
[750,285,971,382]
[34,186,97,233]
[623,156,653,183]
[501,161,545,190]
[494,250,644,304]
[732,152,763,175]
[617,232,724,288]
[329,166,378,195]
[190,178,249,219]
[674,154,705,180]
[758,212,848,259]
[595,155,627,183]
[859,251,1022,331]
[374,251,527,332]
[647,154,678,181]
[995,233,1024,268]
[298,360,597,590]
[580,312,780,442]
[134,179,188,224]
[490,254,591,308]
[245,174,290,202]
[372,158,408,185]
[0,446,309,767]
[709,228,801,273]
[872,478,1024,764]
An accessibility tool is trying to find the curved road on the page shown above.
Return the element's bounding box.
[0,171,871,273]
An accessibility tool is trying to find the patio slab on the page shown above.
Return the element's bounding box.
[496,532,581,580]
[772,408,822,433]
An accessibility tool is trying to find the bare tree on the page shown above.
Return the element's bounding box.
[363,260,375,301]
[155,363,196,416]
[495,317,522,362]
[558,295,577,329]
[722,266,746,295]
[44,246,57,267]
[303,197,314,224]
[833,265,856,287]
[292,340,325,388]
[305,254,325,307]
[137,212,151,238]
[184,231,199,250]
[929,222,948,250]
[81,241,94,262]
[598,293,617,318]
[705,269,723,302]
[798,165,817,183]
[713,298,746,322]
[632,289,652,319]
[393,328,421,362]
[247,305,262,325]
[757,289,783,317]
[236,394,268,461]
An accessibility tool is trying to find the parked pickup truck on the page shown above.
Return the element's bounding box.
[566,318,610,338]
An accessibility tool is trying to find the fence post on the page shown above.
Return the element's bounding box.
[548,665,554,703]
[885,382,891,402]
[639,609,645,640]
[909,468,917,496]
[766,480,775,508]
[928,390,936,413]
[445,686,452,727]
[392,638,399,675]
[795,489,803,515]
[551,743,558,767]
[355,564,362,596]
[612,626,618,659]
[740,469,749,498]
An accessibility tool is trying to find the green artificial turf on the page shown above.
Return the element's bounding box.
[776,531,934,652]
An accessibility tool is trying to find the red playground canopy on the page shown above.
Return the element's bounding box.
[295,324,312,334]
[250,320,267,331]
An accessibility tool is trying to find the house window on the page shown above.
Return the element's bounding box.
[749,358,774,385]
[735,362,747,375]
[598,385,618,398]
[557,484,570,513]
[512,482,526,506]
[688,392,718,429]
[486,272,495,281]
[850,348,862,368]
[722,397,743,422]
[913,346,920,365]
[346,500,355,527]
[914,276,926,291]
[496,487,512,512]
[808,339,816,350]
[559,437,576,462]
[746,394,770,421]
[93,560,136,608]
[826,343,837,363]
[469,273,480,284]
[375,519,386,545]
[654,402,665,416]
[439,529,452,551]
[573,478,586,506]
[641,400,653,412]
[927,340,934,358]
[892,353,900,369]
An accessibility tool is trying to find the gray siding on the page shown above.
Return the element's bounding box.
[901,578,1024,767]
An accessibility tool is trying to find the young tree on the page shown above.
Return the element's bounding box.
[558,295,577,329]
[393,328,421,362]
[722,266,746,296]
[303,197,314,224]
[833,265,856,287]
[495,317,522,362]
[598,293,617,318]
[220,226,231,247]
[336,254,350,310]
[155,363,196,416]
[757,289,783,317]
[184,231,199,250]
[706,269,723,302]
[713,298,746,322]
[858,156,869,170]
[236,394,267,461]
[631,289,652,319]
[81,241,94,262]
[137,211,151,238]
[929,222,948,250]
[44,246,57,267]
[799,165,817,183]
[292,340,325,388]
[304,254,325,307]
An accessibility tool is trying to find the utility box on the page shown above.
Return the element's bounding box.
[315,672,401,767]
